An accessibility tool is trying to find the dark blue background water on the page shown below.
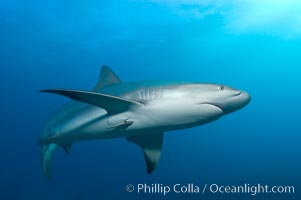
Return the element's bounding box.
[1,1,300,199]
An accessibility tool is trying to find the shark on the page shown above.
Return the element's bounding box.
[39,66,250,178]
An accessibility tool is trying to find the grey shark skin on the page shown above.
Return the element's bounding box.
[39,66,250,178]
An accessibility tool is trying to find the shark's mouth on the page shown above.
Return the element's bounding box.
[198,102,224,113]
[208,103,224,113]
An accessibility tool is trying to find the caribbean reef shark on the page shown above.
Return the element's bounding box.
[39,66,250,178]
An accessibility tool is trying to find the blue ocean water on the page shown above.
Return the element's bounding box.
[0,1,300,199]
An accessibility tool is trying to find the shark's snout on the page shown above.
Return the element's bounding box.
[241,91,251,103]
[222,90,251,114]
[233,91,241,96]
[238,91,251,106]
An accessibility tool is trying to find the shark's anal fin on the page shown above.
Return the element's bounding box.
[93,65,122,91]
[40,89,143,114]
[58,143,73,154]
[127,131,163,174]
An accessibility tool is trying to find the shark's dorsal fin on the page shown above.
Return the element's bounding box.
[93,65,122,91]
[127,132,163,174]
[40,89,143,114]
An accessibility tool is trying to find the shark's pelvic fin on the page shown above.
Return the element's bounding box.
[127,132,163,174]
[40,89,143,114]
[93,65,122,91]
[107,119,134,129]
[41,143,58,179]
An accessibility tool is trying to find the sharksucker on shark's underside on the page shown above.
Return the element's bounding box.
[39,65,250,179]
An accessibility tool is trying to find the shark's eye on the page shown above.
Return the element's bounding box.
[219,85,224,91]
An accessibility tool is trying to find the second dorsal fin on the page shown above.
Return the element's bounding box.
[93,65,122,91]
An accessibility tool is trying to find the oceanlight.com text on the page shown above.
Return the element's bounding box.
[125,183,295,196]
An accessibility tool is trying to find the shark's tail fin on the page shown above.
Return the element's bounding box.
[41,143,58,179]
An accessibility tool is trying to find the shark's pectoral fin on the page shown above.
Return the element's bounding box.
[40,89,143,114]
[127,132,163,174]
[41,143,58,179]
